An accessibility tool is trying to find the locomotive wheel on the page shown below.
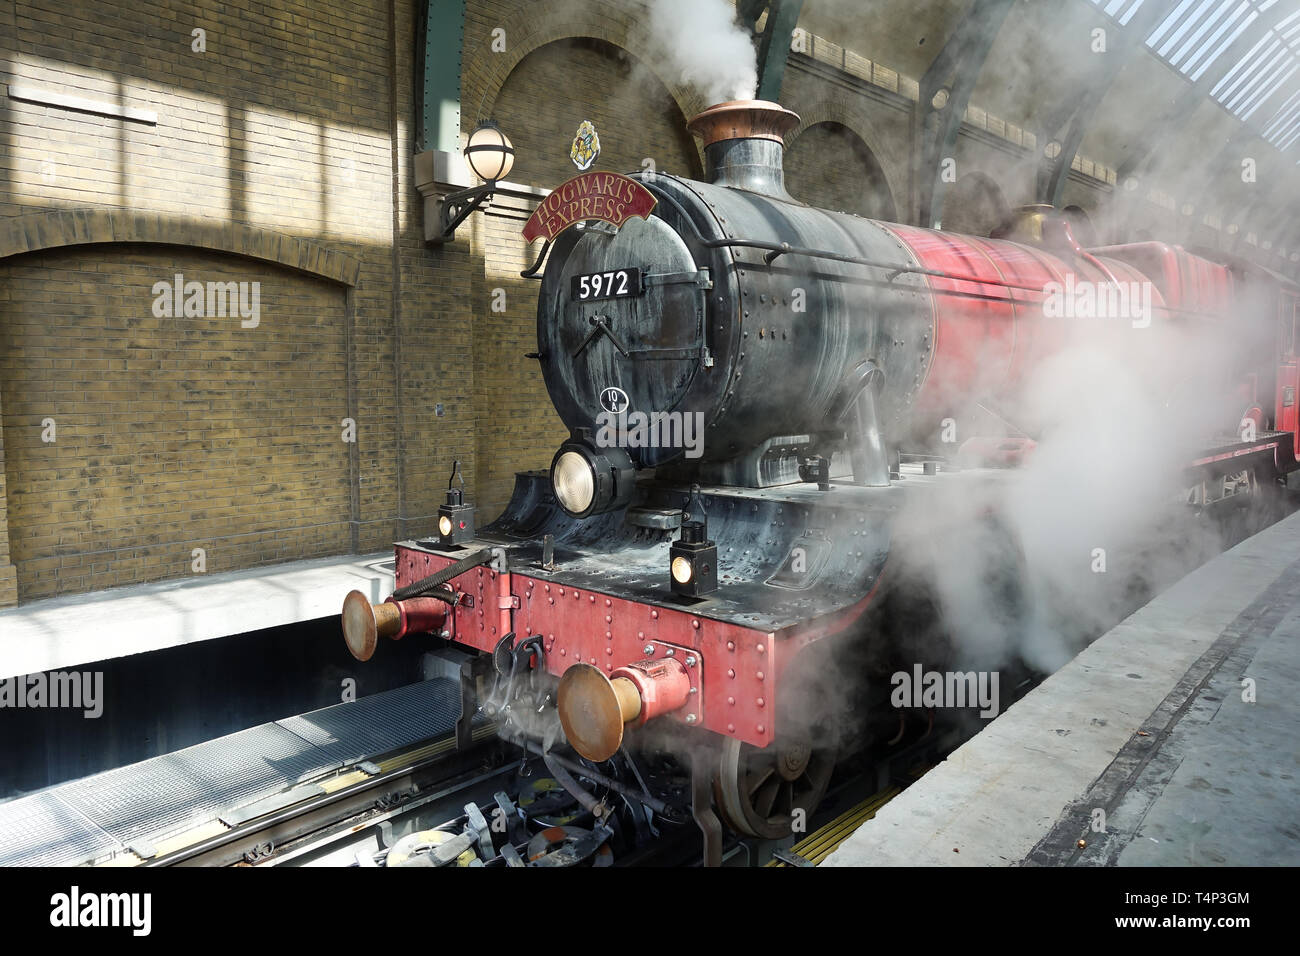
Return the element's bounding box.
[715,735,835,839]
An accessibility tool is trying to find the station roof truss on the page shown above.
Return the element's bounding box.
[1089,0,1300,157]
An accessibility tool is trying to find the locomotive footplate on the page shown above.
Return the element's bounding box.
[385,467,1018,751]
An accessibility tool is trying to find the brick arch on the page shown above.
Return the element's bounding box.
[0,209,360,286]
[785,119,898,221]
[468,2,705,171]
[788,97,903,216]
[940,171,1010,237]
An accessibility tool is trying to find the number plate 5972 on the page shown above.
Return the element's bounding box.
[572,268,642,301]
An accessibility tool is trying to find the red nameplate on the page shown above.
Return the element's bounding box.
[523,171,657,243]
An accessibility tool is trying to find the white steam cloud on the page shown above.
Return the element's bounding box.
[892,297,1258,677]
[645,0,758,104]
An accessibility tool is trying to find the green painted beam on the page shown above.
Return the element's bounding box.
[914,0,1016,228]
[418,0,465,154]
[739,0,804,102]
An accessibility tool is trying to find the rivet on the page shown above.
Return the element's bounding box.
[605,599,611,607]
[756,643,765,653]
[606,615,612,623]
[727,641,735,651]
[651,610,659,619]
[561,648,567,656]
[606,631,612,639]
[607,647,613,655]
[757,724,765,734]
[692,619,700,629]
[545,585,551,592]
[757,671,765,681]
[548,598,554,605]
[728,696,735,705]
[558,588,565,596]
[644,644,654,655]
[727,723,736,732]
[756,697,765,707]
[728,669,736,679]
[686,714,698,724]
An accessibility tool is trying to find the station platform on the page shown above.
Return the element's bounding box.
[0,552,393,681]
[0,678,470,866]
[825,507,1300,867]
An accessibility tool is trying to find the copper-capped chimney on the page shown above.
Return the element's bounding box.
[687,99,800,200]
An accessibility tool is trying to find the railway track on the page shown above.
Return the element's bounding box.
[201,714,970,868]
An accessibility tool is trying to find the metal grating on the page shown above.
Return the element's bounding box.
[0,680,470,865]
[52,722,340,845]
[0,791,123,866]
[276,677,465,766]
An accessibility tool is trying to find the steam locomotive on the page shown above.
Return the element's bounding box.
[340,100,1300,852]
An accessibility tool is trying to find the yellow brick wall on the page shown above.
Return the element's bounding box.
[0,0,473,605]
[0,247,351,599]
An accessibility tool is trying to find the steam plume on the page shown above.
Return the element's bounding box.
[645,0,758,104]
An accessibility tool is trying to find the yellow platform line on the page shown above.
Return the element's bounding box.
[767,785,903,867]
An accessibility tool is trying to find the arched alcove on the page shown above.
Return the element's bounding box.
[785,121,897,220]
[940,172,1010,237]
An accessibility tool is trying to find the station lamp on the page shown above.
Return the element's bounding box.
[437,460,475,546]
[670,485,717,597]
[438,120,516,241]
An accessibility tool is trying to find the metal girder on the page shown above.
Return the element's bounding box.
[1036,0,1169,208]
[417,0,466,154]
[738,0,805,102]
[913,0,1016,228]
[1118,0,1294,185]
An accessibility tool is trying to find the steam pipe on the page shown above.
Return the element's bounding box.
[540,724,607,820]
[543,752,605,819]
[504,730,674,816]
[702,238,1051,294]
